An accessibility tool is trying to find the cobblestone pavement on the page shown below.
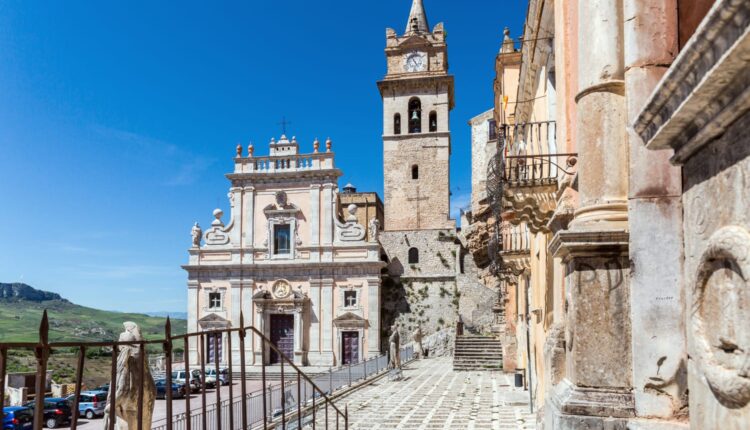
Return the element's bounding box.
[335,357,536,430]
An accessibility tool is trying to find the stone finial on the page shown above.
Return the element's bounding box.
[270,137,276,144]
[325,137,332,152]
[248,142,254,157]
[291,136,297,144]
[236,143,242,157]
[212,208,224,227]
[313,138,320,153]
[346,203,358,222]
[501,27,515,54]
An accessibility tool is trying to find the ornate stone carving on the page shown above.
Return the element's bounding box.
[204,209,230,246]
[692,225,750,408]
[103,322,156,430]
[334,204,366,242]
[272,280,292,299]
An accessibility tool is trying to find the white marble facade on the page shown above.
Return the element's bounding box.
[184,135,384,368]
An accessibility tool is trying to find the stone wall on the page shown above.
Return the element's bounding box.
[379,229,499,347]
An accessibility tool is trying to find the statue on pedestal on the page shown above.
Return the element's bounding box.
[103,322,156,430]
[413,326,424,359]
[191,222,202,248]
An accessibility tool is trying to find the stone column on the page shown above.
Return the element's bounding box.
[548,0,634,426]
[366,276,381,358]
[624,0,687,421]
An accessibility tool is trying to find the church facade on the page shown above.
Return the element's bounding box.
[183,136,384,368]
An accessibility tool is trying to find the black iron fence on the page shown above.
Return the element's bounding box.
[0,311,360,430]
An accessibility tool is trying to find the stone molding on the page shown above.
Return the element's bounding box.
[633,0,750,163]
[550,378,635,419]
[549,229,629,261]
[503,183,558,234]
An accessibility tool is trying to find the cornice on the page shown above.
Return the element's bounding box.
[633,0,750,164]
[382,131,451,142]
[226,169,342,183]
[549,229,629,261]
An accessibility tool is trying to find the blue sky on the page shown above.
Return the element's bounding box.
[0,1,525,313]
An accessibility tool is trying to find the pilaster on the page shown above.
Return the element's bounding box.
[242,186,255,264]
[366,276,381,357]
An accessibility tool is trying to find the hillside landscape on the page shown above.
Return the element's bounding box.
[1,283,186,385]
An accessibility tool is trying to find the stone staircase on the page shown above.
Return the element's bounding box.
[453,334,503,371]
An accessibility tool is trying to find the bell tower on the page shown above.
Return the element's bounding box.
[378,0,455,231]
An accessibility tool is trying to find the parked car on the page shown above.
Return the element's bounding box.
[155,379,186,399]
[203,366,230,386]
[22,398,72,429]
[2,406,33,430]
[171,370,201,393]
[187,368,216,389]
[65,390,107,419]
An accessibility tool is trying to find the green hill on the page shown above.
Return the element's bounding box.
[0,283,186,343]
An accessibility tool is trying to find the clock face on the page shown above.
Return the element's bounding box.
[405,52,426,72]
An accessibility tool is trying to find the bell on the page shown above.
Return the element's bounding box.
[411,111,420,121]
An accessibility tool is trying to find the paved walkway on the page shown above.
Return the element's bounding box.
[336,357,536,430]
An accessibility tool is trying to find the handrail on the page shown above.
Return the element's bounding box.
[0,310,348,430]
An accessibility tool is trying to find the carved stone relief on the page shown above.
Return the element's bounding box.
[692,225,750,408]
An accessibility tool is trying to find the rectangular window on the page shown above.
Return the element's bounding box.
[488,119,497,141]
[209,292,222,309]
[274,224,291,254]
[344,290,357,307]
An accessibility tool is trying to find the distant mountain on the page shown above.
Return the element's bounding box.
[0,283,68,302]
[0,283,186,342]
[147,311,188,320]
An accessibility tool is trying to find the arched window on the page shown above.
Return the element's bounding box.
[408,98,421,133]
[411,165,419,180]
[429,111,437,132]
[394,113,401,135]
[408,247,419,264]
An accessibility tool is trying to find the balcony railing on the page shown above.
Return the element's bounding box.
[232,153,336,175]
[495,121,576,187]
[499,223,530,254]
[0,311,353,430]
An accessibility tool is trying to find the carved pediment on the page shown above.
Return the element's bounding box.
[333,312,367,328]
[198,313,230,330]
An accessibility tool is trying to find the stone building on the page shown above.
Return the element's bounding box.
[377,0,495,342]
[184,135,384,368]
[478,0,749,428]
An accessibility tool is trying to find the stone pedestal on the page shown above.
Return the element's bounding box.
[547,230,634,427]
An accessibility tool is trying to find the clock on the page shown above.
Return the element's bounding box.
[405,51,426,72]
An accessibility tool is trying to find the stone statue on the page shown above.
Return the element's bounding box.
[191,222,202,248]
[368,218,380,242]
[103,322,156,430]
[413,326,424,359]
[388,323,401,370]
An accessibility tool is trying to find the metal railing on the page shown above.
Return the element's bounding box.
[495,121,576,186]
[0,311,351,430]
[152,346,414,430]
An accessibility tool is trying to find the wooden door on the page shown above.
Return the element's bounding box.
[269,314,294,364]
[342,331,359,365]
